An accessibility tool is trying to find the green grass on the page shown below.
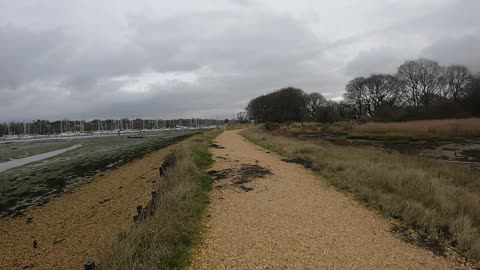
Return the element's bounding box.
[99,130,221,270]
[0,131,199,215]
[241,127,480,264]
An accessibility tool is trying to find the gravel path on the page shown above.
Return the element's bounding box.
[190,130,469,270]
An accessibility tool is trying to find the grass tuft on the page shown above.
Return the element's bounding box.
[99,130,221,270]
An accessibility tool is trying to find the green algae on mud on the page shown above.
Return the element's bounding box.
[0,130,199,216]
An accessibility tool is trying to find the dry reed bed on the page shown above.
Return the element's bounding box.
[242,128,480,264]
[352,118,480,138]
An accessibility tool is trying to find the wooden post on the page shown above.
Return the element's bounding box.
[151,191,158,204]
[84,260,95,270]
[133,215,138,223]
[136,205,142,214]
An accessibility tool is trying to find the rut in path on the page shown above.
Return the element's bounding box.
[190,130,469,270]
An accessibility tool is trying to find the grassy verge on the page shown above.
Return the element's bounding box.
[99,130,221,270]
[241,127,480,264]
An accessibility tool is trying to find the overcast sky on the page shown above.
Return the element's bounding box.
[1,0,479,121]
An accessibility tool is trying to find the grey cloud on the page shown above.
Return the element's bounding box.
[1,1,480,121]
[421,35,480,72]
[344,47,403,77]
[0,26,70,89]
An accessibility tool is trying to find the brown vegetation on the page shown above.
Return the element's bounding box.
[352,118,480,139]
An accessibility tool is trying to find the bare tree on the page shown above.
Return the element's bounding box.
[246,87,307,123]
[363,74,403,115]
[397,58,444,107]
[305,92,327,121]
[444,65,472,101]
[344,77,369,118]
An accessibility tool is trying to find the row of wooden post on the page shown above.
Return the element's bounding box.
[83,160,169,269]
[132,190,158,224]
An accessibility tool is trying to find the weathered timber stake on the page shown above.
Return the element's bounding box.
[84,260,95,270]
[151,191,158,200]
[33,240,38,248]
[136,205,143,214]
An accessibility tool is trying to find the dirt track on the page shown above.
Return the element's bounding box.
[191,130,469,269]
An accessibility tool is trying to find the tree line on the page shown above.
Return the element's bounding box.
[246,58,480,123]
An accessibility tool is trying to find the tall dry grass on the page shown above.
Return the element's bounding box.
[264,122,354,135]
[352,118,480,139]
[242,127,480,263]
[99,130,220,270]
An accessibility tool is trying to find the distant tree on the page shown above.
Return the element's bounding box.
[397,58,445,107]
[337,101,357,119]
[246,87,307,123]
[363,74,403,116]
[344,77,369,118]
[317,101,342,123]
[246,95,271,123]
[305,92,328,121]
[236,112,249,123]
[464,73,480,116]
[444,65,472,101]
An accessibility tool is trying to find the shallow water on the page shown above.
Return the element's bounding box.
[0,144,82,172]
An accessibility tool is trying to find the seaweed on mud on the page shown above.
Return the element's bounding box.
[391,224,446,257]
[281,158,324,172]
[208,169,235,181]
[99,198,112,204]
[235,164,272,184]
[209,164,272,192]
[239,185,254,192]
[210,143,225,149]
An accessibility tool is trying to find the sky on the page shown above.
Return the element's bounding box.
[0,0,479,121]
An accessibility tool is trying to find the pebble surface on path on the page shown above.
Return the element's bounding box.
[190,130,469,270]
